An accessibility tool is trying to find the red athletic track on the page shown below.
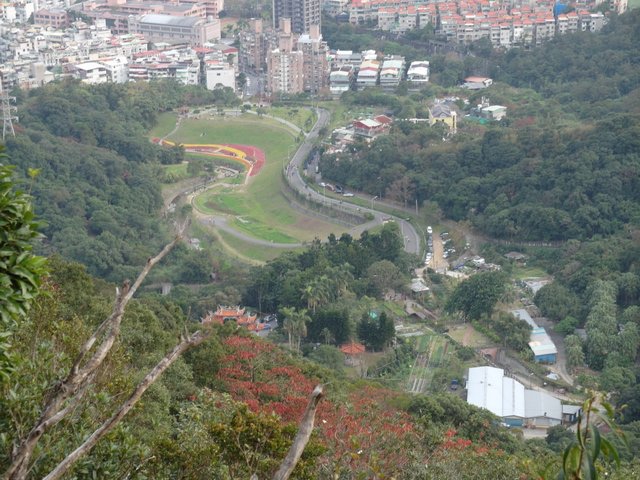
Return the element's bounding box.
[153,139,266,177]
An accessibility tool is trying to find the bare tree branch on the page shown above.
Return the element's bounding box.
[43,331,207,480]
[272,385,324,480]
[4,233,184,480]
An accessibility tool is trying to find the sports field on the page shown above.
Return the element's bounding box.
[165,114,347,257]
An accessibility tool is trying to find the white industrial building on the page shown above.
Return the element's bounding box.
[467,366,563,428]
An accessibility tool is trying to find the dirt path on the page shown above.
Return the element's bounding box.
[461,324,473,347]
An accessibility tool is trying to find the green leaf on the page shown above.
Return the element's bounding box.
[589,424,601,462]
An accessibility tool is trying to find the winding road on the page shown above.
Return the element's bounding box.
[284,108,422,257]
[171,107,422,258]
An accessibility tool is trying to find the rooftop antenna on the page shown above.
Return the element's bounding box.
[1,82,18,141]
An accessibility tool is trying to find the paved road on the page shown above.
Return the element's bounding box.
[168,106,422,257]
[284,108,422,257]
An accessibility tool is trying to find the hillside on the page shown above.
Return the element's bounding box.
[1,258,537,479]
[4,80,238,281]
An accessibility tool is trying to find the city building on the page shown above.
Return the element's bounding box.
[34,8,69,28]
[356,56,379,89]
[206,61,235,90]
[352,114,392,138]
[128,14,221,46]
[239,18,269,72]
[428,103,457,133]
[266,18,304,94]
[267,48,304,94]
[379,56,404,90]
[406,60,429,86]
[273,0,321,34]
[480,104,507,121]
[73,61,109,84]
[296,24,329,93]
[463,76,493,89]
[329,65,354,95]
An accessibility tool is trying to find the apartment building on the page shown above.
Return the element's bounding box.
[34,8,69,28]
[329,65,354,95]
[273,0,321,34]
[406,60,429,85]
[266,17,304,94]
[356,57,379,89]
[239,18,269,71]
[267,48,304,94]
[379,56,404,89]
[297,24,329,93]
[205,61,235,90]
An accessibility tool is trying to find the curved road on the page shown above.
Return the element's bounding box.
[173,107,422,258]
[285,108,422,257]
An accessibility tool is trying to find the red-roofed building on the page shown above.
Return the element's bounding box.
[340,341,366,355]
[203,306,263,331]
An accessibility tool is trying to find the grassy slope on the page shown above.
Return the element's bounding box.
[167,114,346,247]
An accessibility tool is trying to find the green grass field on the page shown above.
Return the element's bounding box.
[166,114,346,257]
[149,112,178,138]
[217,229,303,263]
[230,216,298,243]
[267,107,317,132]
[512,266,549,279]
[162,163,189,182]
[629,0,640,9]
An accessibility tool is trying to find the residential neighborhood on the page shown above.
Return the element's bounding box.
[0,0,625,95]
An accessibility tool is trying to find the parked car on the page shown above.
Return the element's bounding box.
[427,226,433,234]
[343,193,354,197]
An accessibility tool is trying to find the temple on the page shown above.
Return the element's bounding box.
[202,306,263,331]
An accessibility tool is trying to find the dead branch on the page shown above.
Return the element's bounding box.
[272,385,324,480]
[43,331,207,480]
[4,233,184,480]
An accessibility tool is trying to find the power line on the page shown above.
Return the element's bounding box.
[1,82,18,141]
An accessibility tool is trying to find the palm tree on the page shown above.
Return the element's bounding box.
[303,278,329,313]
[281,307,311,351]
[320,327,334,345]
[328,264,354,299]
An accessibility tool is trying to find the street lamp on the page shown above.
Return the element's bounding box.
[371,195,378,210]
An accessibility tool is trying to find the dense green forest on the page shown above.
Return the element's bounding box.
[243,225,409,350]
[4,80,239,281]
[321,10,640,242]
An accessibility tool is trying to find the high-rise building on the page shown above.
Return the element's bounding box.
[272,0,321,34]
[267,18,304,94]
[297,24,328,93]
[267,48,304,94]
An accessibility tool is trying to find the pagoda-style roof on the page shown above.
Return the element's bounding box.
[340,341,366,355]
[202,306,260,330]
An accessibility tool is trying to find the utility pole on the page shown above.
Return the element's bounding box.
[1,82,18,141]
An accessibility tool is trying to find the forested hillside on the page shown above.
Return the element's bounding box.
[322,115,640,240]
[1,258,544,479]
[494,12,640,118]
[321,9,640,242]
[4,80,238,281]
